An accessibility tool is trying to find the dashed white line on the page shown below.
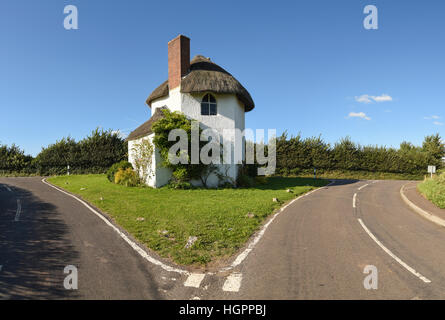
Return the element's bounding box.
[357,218,431,283]
[14,199,21,222]
[184,273,206,288]
[353,193,357,208]
[222,273,243,292]
[5,186,12,192]
[358,183,369,191]
[0,265,3,272]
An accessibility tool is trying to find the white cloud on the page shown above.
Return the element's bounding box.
[348,112,371,121]
[424,115,440,120]
[372,94,393,102]
[433,121,443,126]
[355,94,393,104]
[355,95,373,104]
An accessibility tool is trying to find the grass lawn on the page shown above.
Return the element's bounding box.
[48,174,328,267]
[418,175,445,209]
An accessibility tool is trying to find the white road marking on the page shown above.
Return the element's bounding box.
[353,193,357,208]
[43,177,334,279]
[184,273,206,288]
[357,218,431,283]
[14,199,21,222]
[222,273,243,292]
[41,178,188,275]
[5,186,12,192]
[0,265,2,272]
[358,183,369,191]
[221,181,335,272]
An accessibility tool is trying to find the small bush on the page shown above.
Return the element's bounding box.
[168,181,192,189]
[114,168,139,187]
[437,172,445,185]
[237,174,256,188]
[255,176,268,185]
[107,160,133,182]
[172,167,189,183]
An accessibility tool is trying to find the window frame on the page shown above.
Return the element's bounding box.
[201,93,217,116]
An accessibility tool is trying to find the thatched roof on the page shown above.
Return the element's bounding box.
[126,107,166,141]
[146,55,255,112]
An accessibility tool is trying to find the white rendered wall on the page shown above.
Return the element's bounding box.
[145,90,246,188]
[128,134,171,188]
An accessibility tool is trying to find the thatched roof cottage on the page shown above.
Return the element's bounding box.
[127,35,254,187]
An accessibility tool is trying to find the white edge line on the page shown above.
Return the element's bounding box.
[41,178,189,275]
[184,273,206,288]
[353,193,357,208]
[357,218,431,283]
[222,273,243,292]
[221,180,335,272]
[14,199,21,222]
[358,183,369,191]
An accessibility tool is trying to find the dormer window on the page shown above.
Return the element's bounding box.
[201,94,217,116]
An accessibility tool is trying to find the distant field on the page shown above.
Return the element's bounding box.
[48,174,328,267]
[418,174,445,209]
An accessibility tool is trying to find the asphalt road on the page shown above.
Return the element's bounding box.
[0,177,195,299]
[203,179,445,299]
[1,177,445,299]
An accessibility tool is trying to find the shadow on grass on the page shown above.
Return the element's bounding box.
[0,184,79,300]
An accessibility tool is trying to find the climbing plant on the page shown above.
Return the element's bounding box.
[131,138,154,184]
[152,109,220,188]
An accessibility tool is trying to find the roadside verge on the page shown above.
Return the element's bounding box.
[400,182,445,228]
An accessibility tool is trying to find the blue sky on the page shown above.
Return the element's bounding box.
[1,0,444,156]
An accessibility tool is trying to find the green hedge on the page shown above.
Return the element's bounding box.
[1,128,127,176]
[276,133,444,177]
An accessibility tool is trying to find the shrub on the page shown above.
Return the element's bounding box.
[34,128,127,176]
[152,109,219,188]
[114,167,139,187]
[436,172,445,185]
[275,132,445,177]
[107,160,133,182]
[255,176,268,185]
[237,174,256,188]
[167,181,192,189]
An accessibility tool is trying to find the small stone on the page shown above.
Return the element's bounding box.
[99,196,104,201]
[286,189,293,193]
[273,198,279,202]
[228,228,233,231]
[185,236,198,249]
[136,217,145,221]
[80,187,86,191]
[246,212,255,218]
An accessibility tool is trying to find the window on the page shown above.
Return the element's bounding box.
[201,94,217,116]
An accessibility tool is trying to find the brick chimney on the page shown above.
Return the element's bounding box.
[168,35,190,90]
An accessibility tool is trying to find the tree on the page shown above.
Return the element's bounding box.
[422,134,445,168]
